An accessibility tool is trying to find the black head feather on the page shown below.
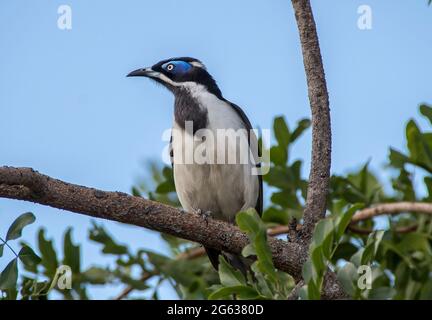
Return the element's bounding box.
[150,57,223,98]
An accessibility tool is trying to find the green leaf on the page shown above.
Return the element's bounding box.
[371,230,385,256]
[359,162,369,194]
[155,181,176,194]
[0,244,4,257]
[82,267,113,284]
[306,279,321,300]
[89,223,128,255]
[270,191,298,209]
[302,260,315,283]
[291,119,311,142]
[262,207,289,225]
[18,245,41,268]
[236,209,277,283]
[381,240,414,268]
[420,104,432,125]
[332,242,359,261]
[337,262,358,297]
[162,166,173,180]
[310,247,326,278]
[263,167,291,189]
[274,270,295,298]
[115,271,149,290]
[396,232,432,255]
[254,229,277,283]
[236,209,261,235]
[350,248,364,267]
[419,279,432,300]
[38,229,59,276]
[131,186,142,197]
[270,145,287,166]
[6,212,36,241]
[424,177,432,200]
[241,244,256,258]
[273,116,290,147]
[335,203,364,241]
[145,251,204,288]
[0,258,18,290]
[406,120,432,172]
[250,262,273,298]
[311,218,334,260]
[298,286,309,300]
[63,228,80,273]
[209,285,261,300]
[389,148,410,168]
[218,256,246,287]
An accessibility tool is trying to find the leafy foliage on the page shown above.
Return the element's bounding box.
[263,116,310,224]
[209,209,294,300]
[0,212,39,299]
[300,203,363,299]
[2,104,432,299]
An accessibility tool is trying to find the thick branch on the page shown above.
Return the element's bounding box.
[0,166,348,299]
[0,166,301,278]
[291,0,331,243]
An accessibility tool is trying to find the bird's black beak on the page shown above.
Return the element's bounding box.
[127,67,158,78]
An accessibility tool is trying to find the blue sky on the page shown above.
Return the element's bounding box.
[1,0,431,299]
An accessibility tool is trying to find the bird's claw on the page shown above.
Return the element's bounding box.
[194,209,212,225]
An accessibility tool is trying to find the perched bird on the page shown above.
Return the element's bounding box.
[128,57,262,274]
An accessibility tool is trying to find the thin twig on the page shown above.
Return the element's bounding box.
[348,224,418,235]
[114,271,156,300]
[0,236,19,258]
[351,202,432,222]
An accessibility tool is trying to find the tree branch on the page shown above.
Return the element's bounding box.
[291,0,331,244]
[351,202,432,222]
[0,167,303,275]
[0,166,347,299]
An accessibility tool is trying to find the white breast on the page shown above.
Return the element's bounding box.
[171,85,259,222]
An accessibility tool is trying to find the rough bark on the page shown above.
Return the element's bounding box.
[289,0,347,300]
[0,166,348,299]
[0,166,302,278]
[291,0,332,244]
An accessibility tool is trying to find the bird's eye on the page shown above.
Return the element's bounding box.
[166,64,175,71]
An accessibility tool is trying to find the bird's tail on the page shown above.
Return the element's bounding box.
[204,247,221,271]
[204,247,251,277]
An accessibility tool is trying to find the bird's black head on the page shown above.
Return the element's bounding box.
[127,57,222,98]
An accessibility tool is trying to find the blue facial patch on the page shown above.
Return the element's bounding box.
[162,60,192,74]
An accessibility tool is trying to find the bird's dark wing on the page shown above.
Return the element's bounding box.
[224,100,263,216]
[169,134,174,168]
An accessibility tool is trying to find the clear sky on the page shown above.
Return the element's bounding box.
[1,0,431,299]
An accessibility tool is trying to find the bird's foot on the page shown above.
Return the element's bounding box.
[194,209,212,225]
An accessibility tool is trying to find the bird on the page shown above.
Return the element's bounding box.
[127,57,262,274]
